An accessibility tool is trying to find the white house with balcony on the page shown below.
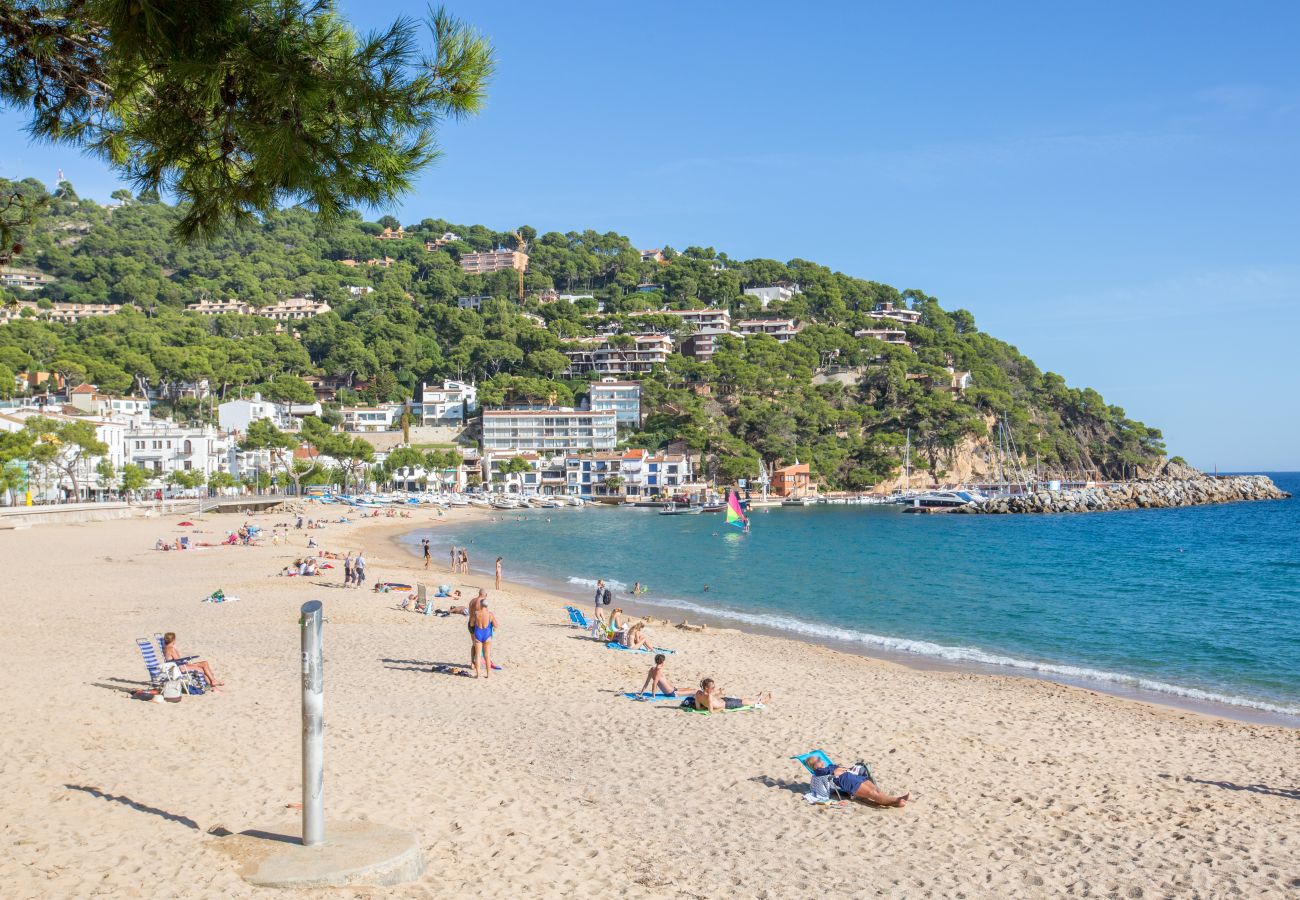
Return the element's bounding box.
[339,405,402,432]
[218,393,297,434]
[587,379,642,426]
[420,380,476,425]
[125,422,231,479]
[743,283,801,308]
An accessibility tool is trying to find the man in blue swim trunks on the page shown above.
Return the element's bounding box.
[469,597,497,679]
[804,752,909,807]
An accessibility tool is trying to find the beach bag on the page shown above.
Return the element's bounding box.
[160,662,184,701]
[602,587,612,606]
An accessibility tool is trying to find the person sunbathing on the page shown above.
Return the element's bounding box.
[162,632,223,689]
[619,621,655,652]
[638,654,676,696]
[691,678,770,712]
[802,751,909,807]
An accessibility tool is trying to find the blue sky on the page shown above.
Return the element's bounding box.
[2,2,1297,470]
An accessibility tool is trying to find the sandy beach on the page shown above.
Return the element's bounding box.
[0,505,1296,899]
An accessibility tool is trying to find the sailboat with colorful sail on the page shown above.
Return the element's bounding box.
[726,490,750,532]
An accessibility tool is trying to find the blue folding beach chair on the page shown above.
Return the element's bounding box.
[138,637,207,695]
[791,749,870,804]
[565,606,591,629]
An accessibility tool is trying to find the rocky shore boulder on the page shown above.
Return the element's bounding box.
[953,474,1290,515]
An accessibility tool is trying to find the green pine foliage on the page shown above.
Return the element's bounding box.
[0,179,1165,487]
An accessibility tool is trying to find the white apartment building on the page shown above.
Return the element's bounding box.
[481,408,617,455]
[420,380,477,424]
[217,393,322,433]
[563,334,673,378]
[737,318,803,342]
[339,405,402,432]
[587,379,642,426]
[125,422,231,478]
[0,266,56,291]
[0,409,125,500]
[869,301,922,325]
[855,328,912,348]
[743,283,801,308]
[563,449,693,499]
[632,307,731,332]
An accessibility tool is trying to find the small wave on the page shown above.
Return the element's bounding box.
[567,576,630,592]
[633,597,1300,718]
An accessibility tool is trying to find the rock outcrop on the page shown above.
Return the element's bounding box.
[953,474,1290,515]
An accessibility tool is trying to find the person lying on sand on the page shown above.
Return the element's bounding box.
[802,751,909,808]
[638,653,675,696]
[162,632,224,690]
[692,678,770,712]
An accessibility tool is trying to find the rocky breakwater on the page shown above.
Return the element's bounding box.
[953,474,1290,515]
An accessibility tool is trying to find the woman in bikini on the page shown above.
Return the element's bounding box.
[620,621,654,652]
[162,632,223,690]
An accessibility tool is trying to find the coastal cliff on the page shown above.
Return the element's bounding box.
[954,473,1290,515]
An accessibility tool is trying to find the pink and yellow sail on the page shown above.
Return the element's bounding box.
[726,490,747,529]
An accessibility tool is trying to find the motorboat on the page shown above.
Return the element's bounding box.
[901,490,983,513]
[659,502,703,515]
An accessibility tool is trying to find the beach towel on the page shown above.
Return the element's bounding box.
[605,642,675,654]
[620,692,678,701]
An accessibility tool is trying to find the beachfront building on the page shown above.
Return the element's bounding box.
[339,405,402,433]
[420,380,477,425]
[743,283,801,308]
[0,408,126,501]
[563,334,673,378]
[869,301,922,326]
[68,384,152,422]
[481,450,544,494]
[217,393,321,434]
[587,379,642,426]
[124,422,231,479]
[459,248,528,275]
[736,318,803,343]
[854,328,912,348]
[772,462,813,498]
[481,408,617,456]
[563,448,693,500]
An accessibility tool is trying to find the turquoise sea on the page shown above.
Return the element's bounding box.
[405,473,1300,723]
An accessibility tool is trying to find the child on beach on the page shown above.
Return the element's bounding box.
[638,654,675,696]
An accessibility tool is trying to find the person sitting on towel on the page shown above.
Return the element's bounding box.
[692,678,770,712]
[638,654,676,696]
[802,751,909,807]
[619,621,655,652]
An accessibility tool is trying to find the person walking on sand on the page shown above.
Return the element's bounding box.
[469,599,497,678]
[495,557,503,590]
[466,588,488,664]
[422,538,431,569]
[343,551,354,587]
[590,579,607,637]
[354,550,366,588]
[449,546,458,573]
[459,548,469,574]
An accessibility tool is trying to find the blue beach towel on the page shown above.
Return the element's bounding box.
[605,642,675,654]
[620,692,679,701]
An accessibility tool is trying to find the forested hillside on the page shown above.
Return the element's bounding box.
[0,178,1166,487]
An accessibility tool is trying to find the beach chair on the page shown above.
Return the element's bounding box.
[564,606,591,629]
[791,750,864,804]
[151,635,209,694]
[136,639,207,695]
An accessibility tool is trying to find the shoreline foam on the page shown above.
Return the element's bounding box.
[399,522,1300,727]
